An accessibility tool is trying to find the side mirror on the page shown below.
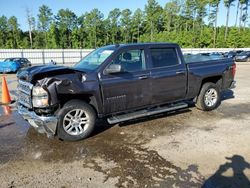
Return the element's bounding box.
[105,64,122,74]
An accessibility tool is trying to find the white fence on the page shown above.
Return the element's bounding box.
[0,49,93,65]
[0,48,249,65]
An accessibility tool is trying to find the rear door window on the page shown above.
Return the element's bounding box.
[150,48,179,68]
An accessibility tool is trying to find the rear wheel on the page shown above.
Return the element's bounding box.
[195,82,221,111]
[57,100,96,141]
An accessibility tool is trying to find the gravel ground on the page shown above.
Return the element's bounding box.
[0,63,249,188]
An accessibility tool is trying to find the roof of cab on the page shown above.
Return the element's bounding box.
[105,42,179,49]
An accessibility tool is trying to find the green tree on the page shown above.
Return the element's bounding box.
[224,0,235,40]
[120,9,132,43]
[145,0,163,41]
[195,0,208,47]
[107,8,121,44]
[183,0,196,31]
[55,8,77,48]
[83,9,104,48]
[163,0,181,32]
[7,16,21,48]
[78,15,88,48]
[131,8,144,42]
[1,1,250,49]
[227,27,242,47]
[47,23,59,48]
[0,16,8,48]
[20,34,30,48]
[208,0,220,47]
[33,31,44,48]
[103,18,111,45]
[37,5,53,48]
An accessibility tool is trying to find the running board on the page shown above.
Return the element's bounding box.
[107,102,188,124]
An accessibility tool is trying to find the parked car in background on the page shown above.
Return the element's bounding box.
[225,50,244,59]
[184,53,225,63]
[0,58,31,73]
[208,52,224,59]
[235,51,250,62]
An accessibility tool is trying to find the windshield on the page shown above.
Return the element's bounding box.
[4,58,20,62]
[74,46,115,71]
[4,58,13,62]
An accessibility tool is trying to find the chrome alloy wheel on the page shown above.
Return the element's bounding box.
[204,88,218,107]
[63,109,90,136]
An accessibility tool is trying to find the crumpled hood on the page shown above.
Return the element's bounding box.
[17,65,83,82]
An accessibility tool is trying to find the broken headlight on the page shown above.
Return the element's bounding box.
[32,86,49,107]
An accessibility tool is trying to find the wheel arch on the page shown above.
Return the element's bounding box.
[194,76,222,103]
[57,94,100,116]
[200,75,222,92]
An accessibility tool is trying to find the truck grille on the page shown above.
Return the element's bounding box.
[18,80,33,108]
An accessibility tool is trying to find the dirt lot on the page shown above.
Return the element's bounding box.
[0,63,250,188]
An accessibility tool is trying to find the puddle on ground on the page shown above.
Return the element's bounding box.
[0,109,29,164]
[0,106,207,187]
[0,99,244,166]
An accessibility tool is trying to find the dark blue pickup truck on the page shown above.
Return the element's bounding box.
[17,43,236,141]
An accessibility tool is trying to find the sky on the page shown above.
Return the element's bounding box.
[0,0,239,31]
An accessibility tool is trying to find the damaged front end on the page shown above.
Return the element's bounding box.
[17,79,58,137]
[18,105,58,137]
[17,65,87,137]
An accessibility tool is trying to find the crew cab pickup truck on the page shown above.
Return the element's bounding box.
[17,43,236,141]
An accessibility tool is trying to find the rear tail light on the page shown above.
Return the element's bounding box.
[232,63,236,78]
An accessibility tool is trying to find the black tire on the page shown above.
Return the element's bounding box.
[57,100,96,141]
[195,82,221,111]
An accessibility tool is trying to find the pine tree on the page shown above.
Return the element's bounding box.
[37,5,53,48]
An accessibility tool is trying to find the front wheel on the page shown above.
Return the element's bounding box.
[57,100,96,141]
[195,82,221,111]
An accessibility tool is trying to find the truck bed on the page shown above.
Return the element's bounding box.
[185,58,235,99]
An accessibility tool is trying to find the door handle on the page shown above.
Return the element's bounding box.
[138,75,149,80]
[176,71,184,75]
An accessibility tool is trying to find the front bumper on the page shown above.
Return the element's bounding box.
[0,66,19,73]
[0,68,13,73]
[18,104,58,137]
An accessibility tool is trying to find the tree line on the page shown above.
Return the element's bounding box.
[0,0,250,49]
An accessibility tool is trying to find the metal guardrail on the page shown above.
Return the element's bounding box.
[0,48,250,65]
[182,48,250,54]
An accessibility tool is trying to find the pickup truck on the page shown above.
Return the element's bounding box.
[17,43,236,141]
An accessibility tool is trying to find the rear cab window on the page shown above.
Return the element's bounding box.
[150,48,179,68]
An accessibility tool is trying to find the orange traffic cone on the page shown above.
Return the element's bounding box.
[1,75,12,104]
[3,105,11,115]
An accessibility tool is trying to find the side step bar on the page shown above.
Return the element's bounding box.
[107,102,188,124]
